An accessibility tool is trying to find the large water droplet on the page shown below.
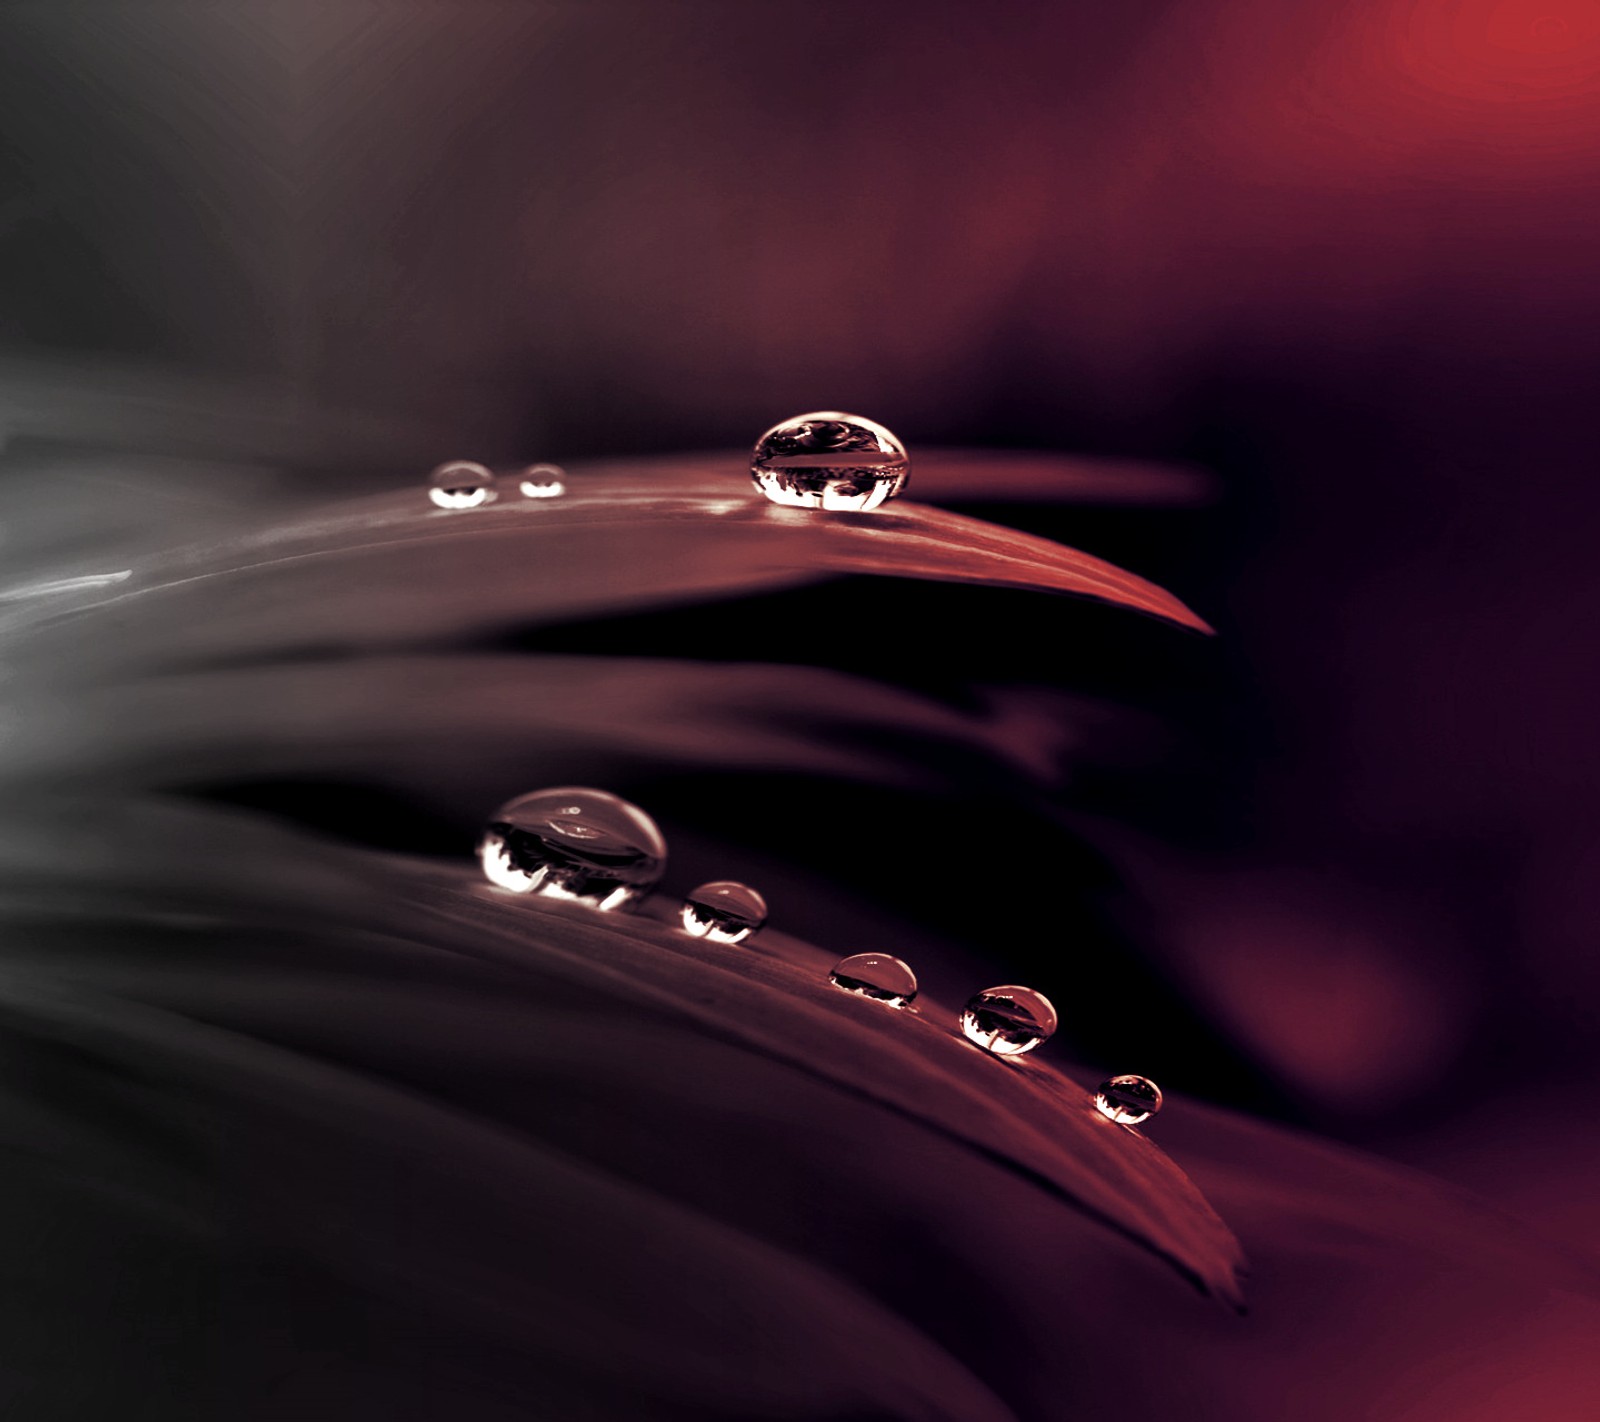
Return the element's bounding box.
[428,461,496,510]
[680,880,768,944]
[478,787,665,911]
[1094,1074,1163,1125]
[960,985,1057,1056]
[751,412,909,512]
[519,463,567,499]
[828,952,918,1008]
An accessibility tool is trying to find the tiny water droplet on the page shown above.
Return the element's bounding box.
[1094,1074,1163,1125]
[680,880,768,944]
[519,463,567,499]
[829,952,918,1007]
[428,461,496,510]
[960,985,1057,1056]
[751,411,909,512]
[478,786,665,910]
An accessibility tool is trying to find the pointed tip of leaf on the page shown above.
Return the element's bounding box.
[860,501,1216,634]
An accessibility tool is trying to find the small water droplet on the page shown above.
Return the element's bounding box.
[751,412,909,512]
[478,786,665,910]
[680,880,768,944]
[428,461,496,510]
[519,463,567,499]
[960,985,1057,1056]
[829,952,918,1008]
[1093,1074,1163,1125]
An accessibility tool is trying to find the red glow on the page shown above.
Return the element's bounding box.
[1390,0,1600,100]
[1156,0,1600,191]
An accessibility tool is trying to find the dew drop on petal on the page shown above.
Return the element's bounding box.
[751,411,909,512]
[1094,1074,1163,1125]
[519,463,567,499]
[428,461,496,510]
[828,952,919,1008]
[960,985,1057,1056]
[679,880,768,944]
[478,786,666,910]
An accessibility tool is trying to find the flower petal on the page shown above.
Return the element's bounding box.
[0,655,1124,804]
[0,795,1247,1310]
[5,466,1209,678]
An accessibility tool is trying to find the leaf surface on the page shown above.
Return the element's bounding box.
[4,463,1209,678]
[0,796,1249,1310]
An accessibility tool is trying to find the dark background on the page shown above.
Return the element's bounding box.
[3,1,1598,1249]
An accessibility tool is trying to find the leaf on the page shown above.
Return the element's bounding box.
[0,654,1119,801]
[0,793,1250,1419]
[9,797,1600,1420]
[14,452,1596,1421]
[0,795,1248,1311]
[3,464,1209,678]
[1150,1096,1600,1305]
[0,449,292,588]
[0,956,1022,1422]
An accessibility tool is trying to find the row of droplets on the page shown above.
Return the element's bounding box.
[428,408,916,515]
[429,461,567,509]
[478,786,1163,1127]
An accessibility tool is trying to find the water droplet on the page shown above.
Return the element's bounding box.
[1094,1074,1163,1125]
[478,786,665,910]
[428,461,496,510]
[519,463,567,499]
[680,880,768,944]
[829,952,918,1007]
[751,411,909,512]
[960,985,1057,1056]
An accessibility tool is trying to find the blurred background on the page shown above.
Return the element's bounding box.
[3,0,1599,1250]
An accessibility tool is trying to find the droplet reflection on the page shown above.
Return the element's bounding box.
[478,786,665,910]
[428,461,496,510]
[960,985,1057,1056]
[519,463,567,499]
[751,412,909,512]
[828,952,918,1008]
[1094,1075,1163,1126]
[680,881,768,944]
